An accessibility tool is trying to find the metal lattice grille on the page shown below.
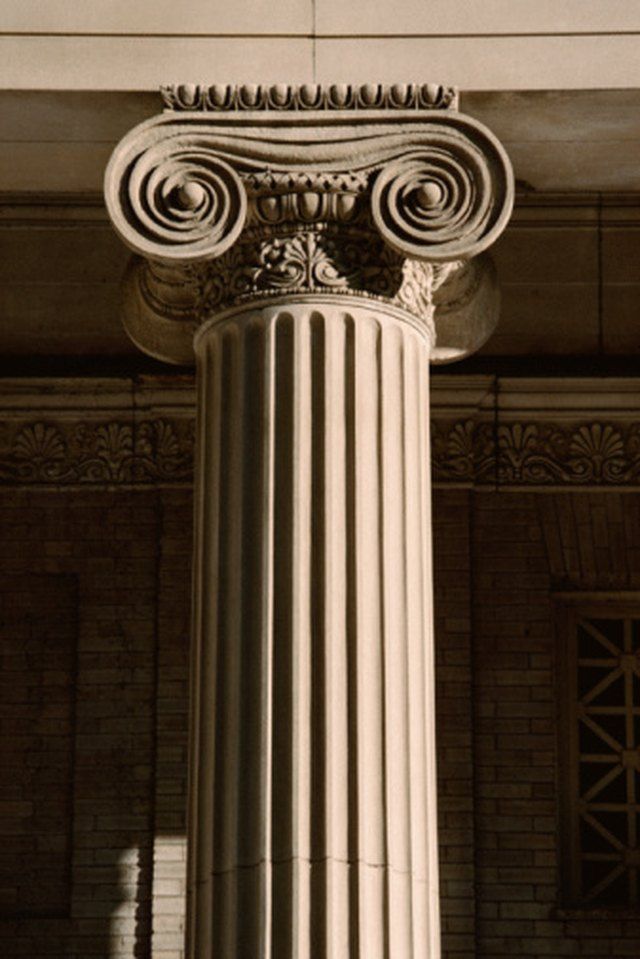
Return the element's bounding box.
[569,614,640,907]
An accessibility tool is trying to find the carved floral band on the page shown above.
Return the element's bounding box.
[4,415,640,490]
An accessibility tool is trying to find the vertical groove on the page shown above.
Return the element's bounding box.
[345,313,360,959]
[325,311,350,956]
[397,328,414,954]
[213,327,242,956]
[187,348,206,949]
[241,321,270,953]
[408,332,427,950]
[262,318,277,959]
[310,312,327,955]
[187,304,439,959]
[419,337,441,953]
[272,314,295,956]
[400,331,415,953]
[295,313,313,957]
[376,322,390,959]
[191,336,222,957]
[362,317,384,956]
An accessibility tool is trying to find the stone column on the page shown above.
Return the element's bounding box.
[105,82,513,958]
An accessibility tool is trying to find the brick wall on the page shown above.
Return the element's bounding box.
[0,490,159,958]
[472,492,559,957]
[0,573,77,919]
[472,491,640,959]
[434,490,476,959]
[2,483,639,957]
[151,491,191,959]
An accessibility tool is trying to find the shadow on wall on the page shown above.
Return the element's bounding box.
[0,485,474,957]
[0,488,192,958]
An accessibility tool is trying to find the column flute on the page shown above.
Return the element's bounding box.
[105,81,513,958]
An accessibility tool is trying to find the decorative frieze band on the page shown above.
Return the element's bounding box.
[3,378,640,490]
[160,83,459,113]
[432,419,640,487]
[0,418,193,485]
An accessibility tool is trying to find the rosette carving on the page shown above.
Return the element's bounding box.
[370,127,512,261]
[105,145,247,263]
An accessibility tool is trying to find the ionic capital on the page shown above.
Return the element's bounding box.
[105,83,514,364]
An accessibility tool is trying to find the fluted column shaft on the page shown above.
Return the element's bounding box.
[103,80,514,959]
[187,298,439,958]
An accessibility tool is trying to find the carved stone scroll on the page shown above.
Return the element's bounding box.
[105,85,513,364]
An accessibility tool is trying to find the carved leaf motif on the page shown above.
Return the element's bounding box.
[198,227,415,319]
[445,421,476,480]
[569,424,626,482]
[13,423,65,462]
[135,420,194,481]
[3,414,640,489]
[12,423,68,480]
[497,423,569,483]
[156,421,181,459]
[258,234,309,288]
[69,422,134,482]
[497,423,539,481]
[395,258,434,316]
[474,424,497,483]
[626,424,640,461]
[96,424,133,460]
[571,424,624,459]
[135,420,193,481]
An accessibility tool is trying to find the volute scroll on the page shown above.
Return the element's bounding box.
[104,84,514,365]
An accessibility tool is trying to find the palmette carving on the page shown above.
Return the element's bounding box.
[0,418,194,485]
[4,414,640,489]
[430,420,640,487]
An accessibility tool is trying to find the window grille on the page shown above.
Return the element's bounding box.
[563,609,640,908]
